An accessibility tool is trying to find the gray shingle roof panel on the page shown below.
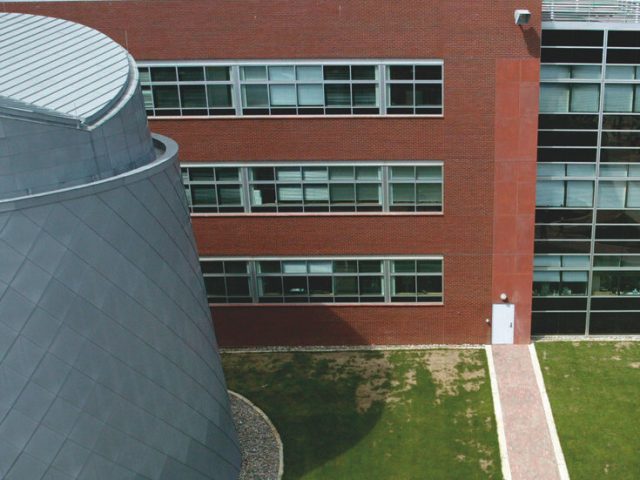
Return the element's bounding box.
[0,13,130,123]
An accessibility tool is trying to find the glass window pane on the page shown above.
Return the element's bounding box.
[297,84,324,106]
[218,186,241,205]
[282,261,306,274]
[329,167,354,180]
[138,68,151,83]
[225,261,247,274]
[323,65,350,80]
[356,184,381,202]
[252,184,275,205]
[417,260,442,273]
[241,66,267,80]
[215,168,239,181]
[227,277,249,296]
[572,65,601,79]
[605,84,634,112]
[352,84,377,106]
[242,85,268,107]
[189,167,214,181]
[205,277,225,296]
[178,66,204,81]
[416,166,442,180]
[352,65,377,80]
[277,186,302,202]
[605,66,635,80]
[627,182,640,207]
[388,84,413,106]
[598,181,626,208]
[393,276,416,295]
[270,85,296,106]
[415,84,441,106]
[250,167,275,181]
[304,185,329,202]
[258,261,281,273]
[303,167,328,181]
[276,167,302,182]
[207,85,233,107]
[201,261,224,274]
[283,277,307,295]
[205,66,230,81]
[296,66,322,81]
[562,255,590,267]
[417,276,442,295]
[152,86,179,108]
[325,84,351,106]
[565,181,593,207]
[334,276,358,295]
[388,65,413,80]
[259,277,282,296]
[334,260,357,273]
[417,183,442,204]
[150,67,176,82]
[180,85,206,108]
[393,260,415,273]
[600,164,628,177]
[539,84,569,113]
[415,65,442,80]
[540,65,571,80]
[330,184,354,202]
[391,167,415,179]
[536,181,565,207]
[269,66,295,81]
[308,261,332,273]
[309,276,332,295]
[391,184,415,203]
[356,166,380,180]
[191,186,216,205]
[359,260,382,273]
[570,84,599,112]
[566,164,595,177]
[534,255,562,267]
[360,276,383,294]
[538,164,565,177]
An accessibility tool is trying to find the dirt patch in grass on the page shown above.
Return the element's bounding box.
[629,362,640,369]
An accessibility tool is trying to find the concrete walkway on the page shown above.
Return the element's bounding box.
[488,345,569,480]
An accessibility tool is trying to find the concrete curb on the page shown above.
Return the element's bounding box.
[528,344,570,480]
[485,345,512,480]
[534,335,640,342]
[228,390,284,480]
[221,344,484,354]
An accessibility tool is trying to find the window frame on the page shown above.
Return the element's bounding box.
[200,256,444,305]
[181,161,444,215]
[138,59,444,118]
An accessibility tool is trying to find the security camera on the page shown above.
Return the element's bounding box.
[514,9,531,25]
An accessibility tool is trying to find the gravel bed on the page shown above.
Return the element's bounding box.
[230,391,282,480]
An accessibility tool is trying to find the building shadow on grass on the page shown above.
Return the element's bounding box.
[215,305,387,479]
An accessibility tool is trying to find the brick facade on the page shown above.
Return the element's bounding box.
[8,0,542,345]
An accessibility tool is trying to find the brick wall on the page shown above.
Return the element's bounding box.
[9,0,542,345]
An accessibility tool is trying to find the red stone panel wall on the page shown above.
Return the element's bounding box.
[9,1,542,345]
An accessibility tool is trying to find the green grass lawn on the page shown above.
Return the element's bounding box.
[537,341,640,479]
[222,349,501,480]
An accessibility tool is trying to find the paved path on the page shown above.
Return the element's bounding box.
[489,345,568,480]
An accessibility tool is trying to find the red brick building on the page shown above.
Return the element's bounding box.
[6,1,542,346]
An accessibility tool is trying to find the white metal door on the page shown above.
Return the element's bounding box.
[492,303,515,344]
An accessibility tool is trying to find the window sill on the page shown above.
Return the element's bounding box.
[149,114,444,120]
[210,302,444,307]
[191,211,444,217]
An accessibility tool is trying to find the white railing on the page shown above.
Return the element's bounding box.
[543,0,640,22]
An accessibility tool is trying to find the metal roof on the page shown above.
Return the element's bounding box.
[543,0,640,23]
[0,13,131,124]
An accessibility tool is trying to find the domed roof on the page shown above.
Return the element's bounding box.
[0,12,132,125]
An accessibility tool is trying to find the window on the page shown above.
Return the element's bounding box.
[181,163,443,213]
[200,257,444,303]
[139,65,234,116]
[182,167,243,213]
[533,255,589,296]
[138,60,443,117]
